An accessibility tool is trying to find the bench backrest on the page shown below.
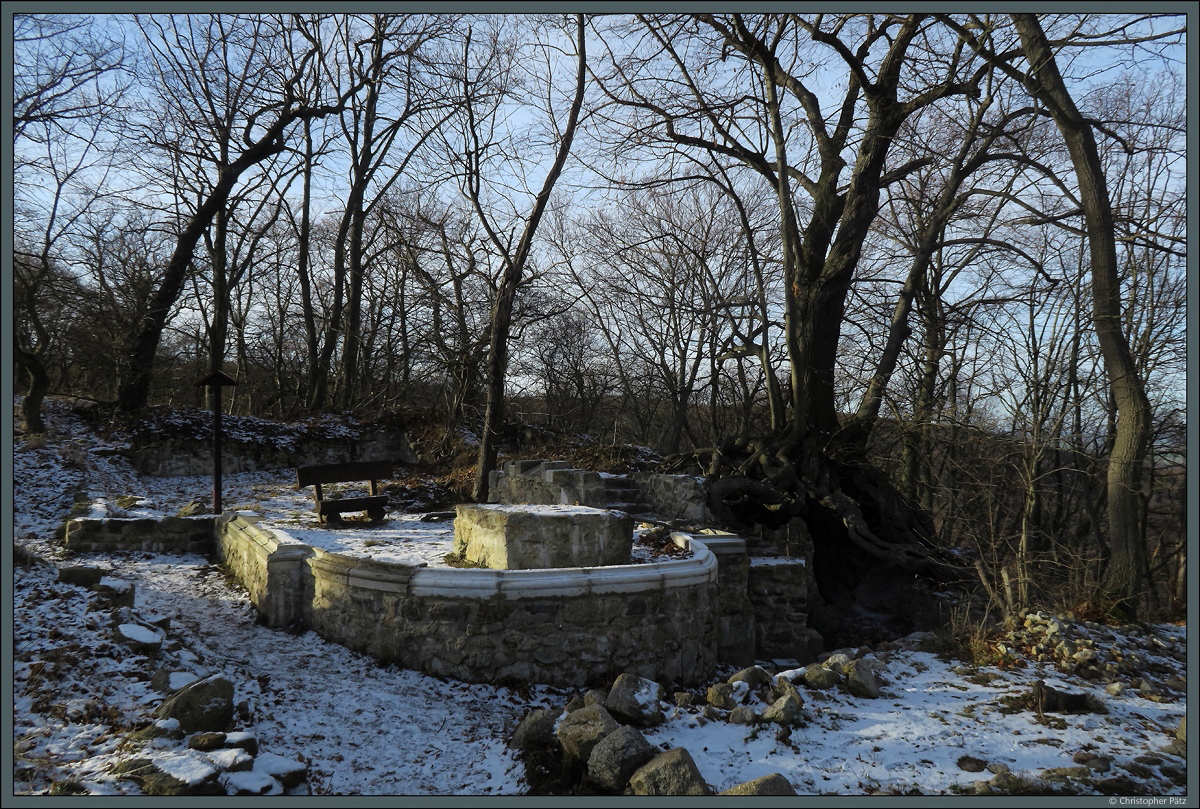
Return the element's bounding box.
[296,460,393,488]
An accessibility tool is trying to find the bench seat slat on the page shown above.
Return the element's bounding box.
[316,495,389,515]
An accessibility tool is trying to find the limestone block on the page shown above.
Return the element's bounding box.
[628,748,711,796]
[454,504,633,569]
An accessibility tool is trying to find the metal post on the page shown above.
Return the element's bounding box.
[212,384,223,514]
[194,370,238,515]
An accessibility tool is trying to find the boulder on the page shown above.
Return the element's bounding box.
[58,565,104,587]
[154,675,235,733]
[845,661,882,699]
[115,623,164,656]
[801,664,841,690]
[728,706,758,725]
[509,708,563,752]
[587,725,656,792]
[727,666,771,689]
[222,769,279,796]
[606,674,666,727]
[706,683,736,710]
[556,704,619,764]
[719,773,798,795]
[112,752,224,796]
[628,747,711,796]
[252,752,307,789]
[762,693,803,726]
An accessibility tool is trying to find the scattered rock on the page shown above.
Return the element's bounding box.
[58,565,104,587]
[587,725,656,792]
[605,673,667,727]
[556,704,619,765]
[628,747,711,796]
[154,675,235,733]
[728,706,758,725]
[509,708,563,752]
[706,683,736,710]
[719,772,797,795]
[727,666,771,689]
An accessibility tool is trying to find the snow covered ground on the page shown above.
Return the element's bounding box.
[8,398,1193,796]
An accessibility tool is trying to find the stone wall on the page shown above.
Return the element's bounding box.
[212,515,720,688]
[637,474,710,523]
[63,516,216,554]
[677,532,755,668]
[488,460,711,524]
[747,557,820,664]
[487,461,610,507]
[302,548,718,688]
[127,429,417,478]
[213,514,312,628]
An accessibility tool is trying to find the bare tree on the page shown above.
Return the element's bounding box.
[116,13,362,412]
[945,11,1183,616]
[13,14,127,432]
[431,14,587,501]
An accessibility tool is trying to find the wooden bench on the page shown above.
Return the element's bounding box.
[296,460,392,524]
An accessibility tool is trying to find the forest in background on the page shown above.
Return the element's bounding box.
[12,13,1188,632]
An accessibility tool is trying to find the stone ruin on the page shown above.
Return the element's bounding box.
[63,457,819,688]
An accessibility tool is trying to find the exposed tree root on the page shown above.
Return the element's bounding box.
[670,431,967,649]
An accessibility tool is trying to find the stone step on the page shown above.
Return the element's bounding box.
[605,501,654,515]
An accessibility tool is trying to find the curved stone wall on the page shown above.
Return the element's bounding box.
[216,516,719,688]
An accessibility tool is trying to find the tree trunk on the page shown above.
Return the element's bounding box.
[1011,13,1152,618]
[472,15,587,502]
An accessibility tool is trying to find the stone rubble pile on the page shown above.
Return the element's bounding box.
[54,563,309,796]
[509,649,902,796]
[993,610,1187,699]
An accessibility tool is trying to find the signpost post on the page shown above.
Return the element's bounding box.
[194,370,239,514]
